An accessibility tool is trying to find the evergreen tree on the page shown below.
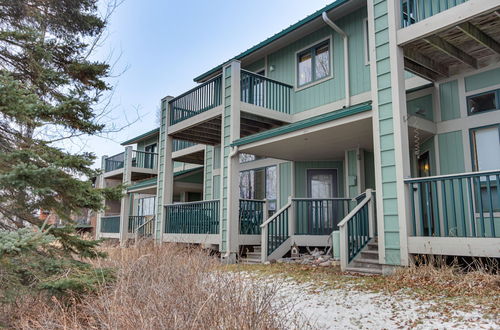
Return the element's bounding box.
[0,0,120,228]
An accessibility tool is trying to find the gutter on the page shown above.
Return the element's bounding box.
[322,11,350,108]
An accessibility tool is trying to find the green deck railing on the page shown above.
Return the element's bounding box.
[169,75,222,125]
[405,170,500,238]
[173,139,196,152]
[240,70,293,114]
[101,215,120,233]
[128,215,146,233]
[239,199,265,235]
[265,206,289,256]
[164,200,219,234]
[346,198,370,262]
[293,198,350,235]
[104,152,124,172]
[401,0,468,27]
[132,150,158,169]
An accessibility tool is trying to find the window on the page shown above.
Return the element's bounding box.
[137,196,156,216]
[240,166,277,212]
[467,89,500,115]
[297,40,331,87]
[239,153,262,163]
[471,125,500,172]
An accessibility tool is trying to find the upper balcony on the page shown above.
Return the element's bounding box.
[397,0,500,81]
[103,149,158,180]
[167,69,293,146]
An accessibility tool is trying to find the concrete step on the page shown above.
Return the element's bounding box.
[240,258,261,264]
[360,250,378,260]
[345,266,382,275]
[246,252,262,258]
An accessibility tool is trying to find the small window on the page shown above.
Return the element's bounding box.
[467,89,500,115]
[471,125,500,171]
[297,40,331,87]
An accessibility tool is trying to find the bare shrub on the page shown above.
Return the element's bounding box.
[14,242,304,329]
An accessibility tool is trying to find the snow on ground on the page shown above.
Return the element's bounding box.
[257,275,498,329]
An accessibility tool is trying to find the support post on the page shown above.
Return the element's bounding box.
[288,196,295,237]
[95,155,108,239]
[339,224,348,271]
[261,200,269,263]
[119,146,133,245]
[367,189,376,238]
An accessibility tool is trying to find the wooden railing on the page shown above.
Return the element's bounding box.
[164,200,219,234]
[132,150,158,169]
[239,199,266,235]
[405,170,500,238]
[134,216,155,242]
[101,215,120,233]
[240,70,292,114]
[260,200,291,259]
[128,215,145,233]
[292,198,351,235]
[104,152,124,172]
[401,0,468,27]
[169,75,222,125]
[338,190,376,270]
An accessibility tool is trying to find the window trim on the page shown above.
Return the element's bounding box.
[469,124,500,172]
[294,36,333,91]
[466,88,500,116]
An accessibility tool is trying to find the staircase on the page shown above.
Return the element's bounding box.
[345,237,382,274]
[240,245,262,264]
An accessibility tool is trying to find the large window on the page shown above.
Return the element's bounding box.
[467,89,500,115]
[240,166,277,212]
[471,125,500,171]
[297,40,331,87]
[137,196,156,216]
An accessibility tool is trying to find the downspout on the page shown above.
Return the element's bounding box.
[322,11,350,108]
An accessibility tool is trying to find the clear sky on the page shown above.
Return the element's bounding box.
[80,0,332,168]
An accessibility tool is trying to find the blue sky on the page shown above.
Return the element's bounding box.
[82,0,332,167]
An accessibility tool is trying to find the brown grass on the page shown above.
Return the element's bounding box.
[8,242,305,330]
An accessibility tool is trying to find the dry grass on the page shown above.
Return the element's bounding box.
[9,242,305,330]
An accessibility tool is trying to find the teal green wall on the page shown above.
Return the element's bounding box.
[347,150,358,198]
[364,150,375,190]
[465,67,500,92]
[213,175,220,199]
[439,80,460,121]
[204,146,213,200]
[407,94,433,121]
[155,99,168,239]
[279,162,292,207]
[266,7,370,114]
[220,65,232,252]
[244,58,265,73]
[176,170,203,184]
[294,161,344,198]
[438,131,465,175]
[213,145,221,169]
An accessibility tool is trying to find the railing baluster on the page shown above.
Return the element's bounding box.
[466,177,475,237]
[485,176,495,237]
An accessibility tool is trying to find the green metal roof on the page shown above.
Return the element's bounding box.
[194,0,351,82]
[121,127,159,146]
[126,167,204,191]
[231,102,372,147]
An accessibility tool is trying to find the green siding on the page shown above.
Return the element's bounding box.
[279,162,292,207]
[204,146,213,200]
[372,0,401,265]
[213,145,221,169]
[294,161,344,198]
[176,170,203,184]
[347,150,358,198]
[155,99,168,239]
[407,94,434,121]
[266,7,370,114]
[438,131,465,175]
[213,175,221,199]
[244,58,265,73]
[439,80,460,121]
[465,67,500,92]
[363,150,375,190]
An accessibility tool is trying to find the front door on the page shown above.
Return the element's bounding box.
[417,151,435,235]
[307,169,338,234]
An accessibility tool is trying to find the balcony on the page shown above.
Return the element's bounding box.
[405,170,500,258]
[168,70,292,146]
[172,139,205,165]
[131,150,158,170]
[103,149,159,180]
[100,215,120,234]
[104,152,124,172]
[401,0,469,28]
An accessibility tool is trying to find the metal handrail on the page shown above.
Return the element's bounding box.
[240,69,293,88]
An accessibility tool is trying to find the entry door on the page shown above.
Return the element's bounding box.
[307,169,338,234]
[417,151,434,235]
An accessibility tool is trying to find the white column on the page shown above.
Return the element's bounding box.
[119,146,133,244]
[95,155,108,239]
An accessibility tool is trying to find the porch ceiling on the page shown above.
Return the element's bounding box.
[403,10,500,81]
[172,149,205,165]
[238,116,373,161]
[169,113,286,146]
